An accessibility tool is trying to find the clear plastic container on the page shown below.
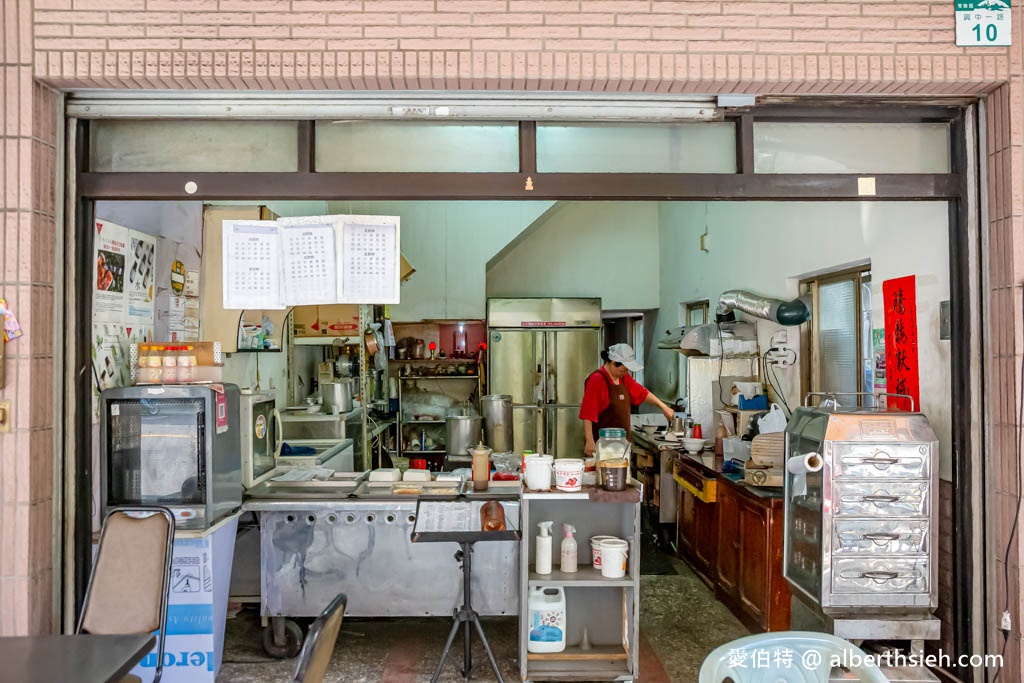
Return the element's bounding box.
[161,345,178,383]
[138,344,163,384]
[178,344,196,383]
[596,428,630,486]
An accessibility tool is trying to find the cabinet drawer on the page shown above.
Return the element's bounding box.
[834,480,929,517]
[674,461,717,503]
[833,518,929,555]
[833,443,930,479]
[832,557,929,595]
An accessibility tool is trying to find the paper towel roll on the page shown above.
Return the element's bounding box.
[389,377,398,399]
[788,452,823,496]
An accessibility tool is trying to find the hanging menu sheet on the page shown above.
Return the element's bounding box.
[340,220,399,304]
[280,222,337,306]
[222,220,284,310]
[415,501,477,533]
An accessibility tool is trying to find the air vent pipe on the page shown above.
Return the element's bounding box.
[716,290,811,326]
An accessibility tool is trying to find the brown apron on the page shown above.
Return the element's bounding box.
[589,369,632,442]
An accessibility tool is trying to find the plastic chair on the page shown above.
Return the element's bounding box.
[699,631,889,683]
[77,506,175,683]
[293,593,348,683]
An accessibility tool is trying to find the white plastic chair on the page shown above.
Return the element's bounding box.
[699,631,888,683]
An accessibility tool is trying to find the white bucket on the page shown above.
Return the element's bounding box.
[553,458,584,492]
[524,454,554,491]
[590,535,617,569]
[599,539,629,578]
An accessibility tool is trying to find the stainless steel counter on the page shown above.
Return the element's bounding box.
[244,485,521,619]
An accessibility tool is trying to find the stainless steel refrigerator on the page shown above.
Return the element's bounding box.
[487,298,601,457]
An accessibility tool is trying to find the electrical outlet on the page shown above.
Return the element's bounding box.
[1002,610,1012,631]
[774,330,788,345]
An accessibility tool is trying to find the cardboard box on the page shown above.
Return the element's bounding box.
[128,516,238,683]
[291,306,320,337]
[292,305,361,338]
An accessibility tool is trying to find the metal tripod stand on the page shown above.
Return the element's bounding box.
[429,540,504,683]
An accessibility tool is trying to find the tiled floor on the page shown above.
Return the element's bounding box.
[219,553,748,682]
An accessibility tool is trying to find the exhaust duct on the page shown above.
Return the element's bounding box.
[716,290,811,326]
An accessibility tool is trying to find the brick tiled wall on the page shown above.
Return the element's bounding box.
[26,1,1012,92]
[986,83,1022,683]
[0,0,58,636]
[1,3,1022,675]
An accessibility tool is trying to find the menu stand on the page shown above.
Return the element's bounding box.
[411,495,521,683]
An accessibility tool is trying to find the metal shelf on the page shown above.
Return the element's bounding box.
[528,565,635,588]
[400,375,478,380]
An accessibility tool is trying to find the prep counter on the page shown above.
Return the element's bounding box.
[241,481,520,657]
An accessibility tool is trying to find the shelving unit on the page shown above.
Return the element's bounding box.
[397,369,481,469]
[518,483,642,682]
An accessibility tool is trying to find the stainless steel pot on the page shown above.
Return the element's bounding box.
[321,380,354,415]
[446,415,482,458]
[481,394,514,453]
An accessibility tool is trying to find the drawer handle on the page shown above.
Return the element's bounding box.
[860,571,899,582]
[863,494,900,503]
[862,454,900,468]
[862,532,901,544]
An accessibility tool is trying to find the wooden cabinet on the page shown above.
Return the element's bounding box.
[674,455,791,633]
[675,459,719,587]
[713,483,790,633]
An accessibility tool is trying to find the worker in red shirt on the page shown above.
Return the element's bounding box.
[579,343,675,457]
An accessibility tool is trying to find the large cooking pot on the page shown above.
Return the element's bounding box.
[481,394,514,453]
[321,380,354,415]
[446,415,483,458]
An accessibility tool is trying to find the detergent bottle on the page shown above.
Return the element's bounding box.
[527,586,567,653]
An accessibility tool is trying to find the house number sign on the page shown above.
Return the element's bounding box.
[955,0,1011,46]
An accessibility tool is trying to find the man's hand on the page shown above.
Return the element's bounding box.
[661,404,675,422]
[584,439,596,457]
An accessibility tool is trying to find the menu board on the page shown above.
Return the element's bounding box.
[415,501,478,533]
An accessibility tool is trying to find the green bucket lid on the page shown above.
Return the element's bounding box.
[598,428,627,439]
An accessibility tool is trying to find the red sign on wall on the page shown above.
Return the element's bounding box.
[882,275,920,412]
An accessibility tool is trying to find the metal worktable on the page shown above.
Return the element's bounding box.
[242,482,521,658]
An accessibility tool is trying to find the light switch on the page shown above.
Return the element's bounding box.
[0,400,10,432]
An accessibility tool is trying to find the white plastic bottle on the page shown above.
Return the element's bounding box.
[560,523,578,573]
[536,521,554,575]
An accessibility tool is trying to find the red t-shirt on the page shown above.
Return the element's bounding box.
[578,367,649,423]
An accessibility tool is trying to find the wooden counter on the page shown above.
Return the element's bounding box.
[672,451,791,633]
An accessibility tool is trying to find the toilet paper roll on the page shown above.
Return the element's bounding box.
[787,452,823,497]
[389,377,398,399]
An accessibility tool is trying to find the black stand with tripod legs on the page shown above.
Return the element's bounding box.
[410,496,521,683]
[430,540,503,682]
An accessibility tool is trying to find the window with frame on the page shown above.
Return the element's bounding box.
[802,268,873,406]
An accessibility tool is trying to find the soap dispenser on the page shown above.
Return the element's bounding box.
[560,523,578,573]
[536,521,554,575]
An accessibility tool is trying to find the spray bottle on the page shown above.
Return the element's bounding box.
[536,521,554,575]
[560,523,578,573]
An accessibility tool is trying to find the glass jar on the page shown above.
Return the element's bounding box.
[480,500,506,531]
[596,428,629,485]
[471,442,492,492]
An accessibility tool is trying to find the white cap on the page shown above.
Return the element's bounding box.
[607,343,643,371]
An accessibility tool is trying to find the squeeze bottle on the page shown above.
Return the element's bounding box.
[536,521,554,575]
[560,524,578,573]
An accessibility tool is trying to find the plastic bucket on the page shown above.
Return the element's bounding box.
[524,454,554,491]
[553,458,584,492]
[590,535,617,569]
[599,539,629,578]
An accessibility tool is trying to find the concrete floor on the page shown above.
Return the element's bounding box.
[219,553,748,682]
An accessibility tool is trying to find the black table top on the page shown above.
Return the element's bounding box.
[0,633,155,683]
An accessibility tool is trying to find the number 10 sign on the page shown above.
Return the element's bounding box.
[955,0,1011,46]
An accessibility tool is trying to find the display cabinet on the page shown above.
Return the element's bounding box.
[518,484,642,682]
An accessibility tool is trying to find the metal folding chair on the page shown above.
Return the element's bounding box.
[77,507,175,683]
[292,593,348,683]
